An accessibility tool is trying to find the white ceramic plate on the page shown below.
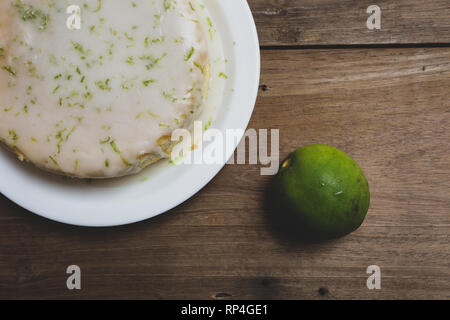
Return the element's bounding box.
[0,0,260,227]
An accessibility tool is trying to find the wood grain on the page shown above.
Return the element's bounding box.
[249,0,450,46]
[0,47,449,299]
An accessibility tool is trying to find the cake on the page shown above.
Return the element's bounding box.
[0,0,210,178]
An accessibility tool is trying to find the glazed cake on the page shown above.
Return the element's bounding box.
[0,0,210,178]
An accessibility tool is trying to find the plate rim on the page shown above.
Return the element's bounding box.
[0,0,261,227]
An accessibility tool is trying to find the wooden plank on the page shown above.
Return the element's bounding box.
[249,0,450,46]
[0,47,449,299]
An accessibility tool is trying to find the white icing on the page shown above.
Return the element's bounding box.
[0,0,209,178]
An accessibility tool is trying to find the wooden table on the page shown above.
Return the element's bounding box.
[1,1,449,300]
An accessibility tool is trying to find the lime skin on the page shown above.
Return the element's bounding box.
[273,144,370,239]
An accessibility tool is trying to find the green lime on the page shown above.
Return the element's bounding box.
[273,144,370,238]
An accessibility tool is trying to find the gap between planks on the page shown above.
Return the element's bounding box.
[260,43,450,51]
